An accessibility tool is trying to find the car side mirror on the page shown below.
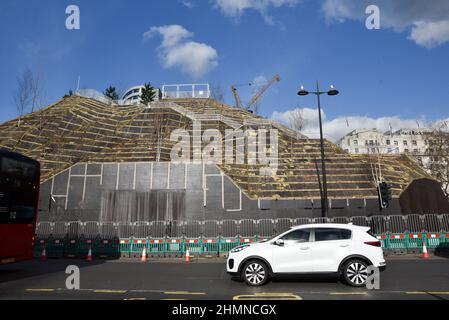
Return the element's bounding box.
[274,239,284,246]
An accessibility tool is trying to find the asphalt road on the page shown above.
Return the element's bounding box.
[1,257,449,300]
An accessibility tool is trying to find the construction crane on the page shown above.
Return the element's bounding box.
[231,75,281,114]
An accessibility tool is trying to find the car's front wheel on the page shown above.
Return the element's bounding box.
[241,260,269,286]
[342,259,370,287]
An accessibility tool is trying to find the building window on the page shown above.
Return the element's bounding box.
[386,140,390,145]
[353,140,358,146]
[404,148,409,153]
[369,140,374,146]
[403,140,408,146]
[413,149,419,154]
[355,148,359,153]
[394,141,398,146]
[412,140,417,146]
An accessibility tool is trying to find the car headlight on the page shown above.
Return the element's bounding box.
[230,245,250,253]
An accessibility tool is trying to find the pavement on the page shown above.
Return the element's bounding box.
[1,255,449,300]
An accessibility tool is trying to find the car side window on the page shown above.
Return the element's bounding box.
[314,228,352,242]
[280,229,311,242]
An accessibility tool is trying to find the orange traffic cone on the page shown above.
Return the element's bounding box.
[185,248,190,263]
[422,242,429,259]
[87,245,93,262]
[40,246,47,261]
[141,247,148,262]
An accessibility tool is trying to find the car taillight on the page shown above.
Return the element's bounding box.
[364,241,381,247]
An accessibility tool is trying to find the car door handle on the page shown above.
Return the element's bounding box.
[339,244,349,248]
[300,247,310,250]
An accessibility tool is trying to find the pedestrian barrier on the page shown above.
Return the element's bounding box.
[34,215,449,258]
[201,238,219,257]
[131,239,148,258]
[47,238,65,258]
[184,238,202,256]
[119,239,132,258]
[33,239,47,258]
[218,237,239,257]
[165,238,183,257]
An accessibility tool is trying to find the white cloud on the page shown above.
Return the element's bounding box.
[322,0,449,48]
[144,25,218,78]
[213,0,301,25]
[179,0,194,8]
[409,20,449,48]
[251,75,267,86]
[271,107,443,142]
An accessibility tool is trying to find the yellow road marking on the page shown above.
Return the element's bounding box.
[25,289,55,292]
[93,290,127,294]
[164,291,206,295]
[330,292,368,295]
[233,293,302,300]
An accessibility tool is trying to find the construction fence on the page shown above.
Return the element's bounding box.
[34,214,449,258]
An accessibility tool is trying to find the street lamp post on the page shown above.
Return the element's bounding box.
[298,81,339,217]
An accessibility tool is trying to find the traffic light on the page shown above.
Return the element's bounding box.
[378,182,392,209]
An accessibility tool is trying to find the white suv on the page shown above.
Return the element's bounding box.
[227,223,386,287]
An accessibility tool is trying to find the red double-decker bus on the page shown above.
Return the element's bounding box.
[0,150,40,265]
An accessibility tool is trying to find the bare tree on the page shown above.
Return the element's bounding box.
[30,71,45,112]
[14,69,33,127]
[287,108,305,132]
[423,123,449,198]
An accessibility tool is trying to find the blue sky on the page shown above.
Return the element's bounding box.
[1,0,448,140]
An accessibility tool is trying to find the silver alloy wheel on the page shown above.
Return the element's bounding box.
[245,263,266,285]
[346,262,368,285]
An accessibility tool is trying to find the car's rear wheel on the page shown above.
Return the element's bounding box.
[342,259,369,287]
[241,260,269,286]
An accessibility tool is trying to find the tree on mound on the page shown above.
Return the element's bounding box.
[104,86,119,100]
[140,83,157,105]
[63,90,73,98]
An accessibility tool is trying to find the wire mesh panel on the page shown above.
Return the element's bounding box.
[52,222,67,238]
[370,216,387,234]
[67,221,82,238]
[134,221,151,238]
[331,216,349,224]
[388,215,406,234]
[83,221,100,238]
[293,217,311,226]
[423,214,442,233]
[221,220,239,237]
[258,219,275,237]
[203,220,220,238]
[36,222,53,239]
[184,220,203,238]
[313,217,330,224]
[100,222,118,239]
[275,218,293,234]
[351,216,369,226]
[407,214,424,233]
[150,221,167,238]
[117,222,134,238]
[239,219,257,237]
[442,214,449,232]
[167,220,184,238]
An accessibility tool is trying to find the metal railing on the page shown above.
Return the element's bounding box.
[36,214,449,240]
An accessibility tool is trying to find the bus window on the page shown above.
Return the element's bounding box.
[0,155,39,223]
